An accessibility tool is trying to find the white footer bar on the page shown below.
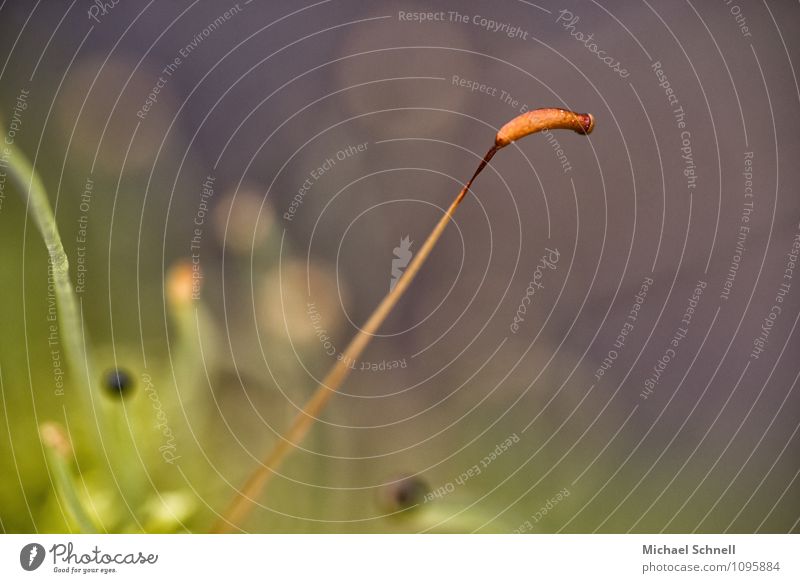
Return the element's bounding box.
[1,534,797,582]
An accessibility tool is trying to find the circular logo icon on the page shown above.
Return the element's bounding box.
[20,543,46,571]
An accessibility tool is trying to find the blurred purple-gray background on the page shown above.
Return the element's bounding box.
[1,0,798,533]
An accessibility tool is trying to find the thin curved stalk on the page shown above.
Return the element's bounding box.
[212,107,595,533]
[6,141,95,401]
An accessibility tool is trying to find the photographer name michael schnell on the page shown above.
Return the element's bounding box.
[643,543,736,555]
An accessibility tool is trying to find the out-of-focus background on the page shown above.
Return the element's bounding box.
[0,0,798,533]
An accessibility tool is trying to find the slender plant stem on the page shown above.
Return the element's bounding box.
[6,141,94,401]
[40,422,98,533]
[213,107,594,533]
[212,147,497,533]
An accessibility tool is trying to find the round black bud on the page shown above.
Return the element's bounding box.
[103,368,134,398]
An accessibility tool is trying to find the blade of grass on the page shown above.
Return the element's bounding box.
[213,108,595,533]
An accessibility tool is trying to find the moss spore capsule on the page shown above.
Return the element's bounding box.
[495,108,595,148]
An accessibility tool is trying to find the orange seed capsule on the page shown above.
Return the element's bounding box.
[495,108,594,148]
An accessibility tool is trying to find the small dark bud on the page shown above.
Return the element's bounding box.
[379,474,429,514]
[103,368,134,398]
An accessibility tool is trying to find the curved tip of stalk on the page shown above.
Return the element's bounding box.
[577,112,595,134]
